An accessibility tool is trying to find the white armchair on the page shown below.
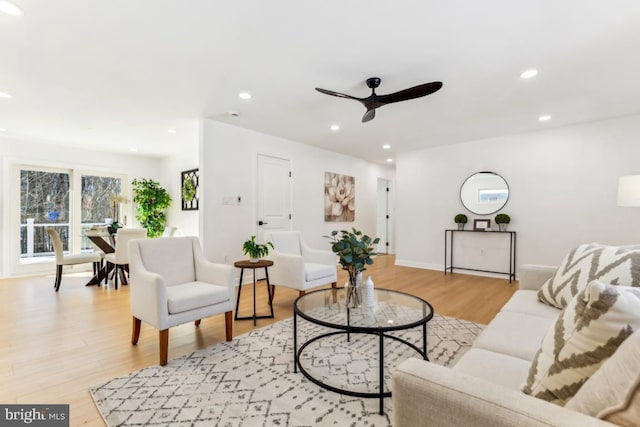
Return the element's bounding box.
[264,231,337,297]
[128,236,235,366]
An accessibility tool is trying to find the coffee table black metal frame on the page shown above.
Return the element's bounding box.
[293,288,433,415]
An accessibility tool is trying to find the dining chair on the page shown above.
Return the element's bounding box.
[104,228,147,289]
[46,228,104,292]
[129,236,235,366]
[264,231,338,297]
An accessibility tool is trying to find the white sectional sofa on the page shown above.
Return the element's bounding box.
[392,265,616,427]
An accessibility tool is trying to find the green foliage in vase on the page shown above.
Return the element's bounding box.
[454,213,468,224]
[131,178,172,238]
[242,236,273,259]
[495,213,511,224]
[325,228,380,286]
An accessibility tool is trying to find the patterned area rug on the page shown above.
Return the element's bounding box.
[90,314,483,426]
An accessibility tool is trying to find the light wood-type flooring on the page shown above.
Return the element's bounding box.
[0,255,517,425]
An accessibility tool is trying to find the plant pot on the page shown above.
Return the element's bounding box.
[344,272,362,308]
[498,223,508,232]
[457,223,465,231]
[249,257,259,263]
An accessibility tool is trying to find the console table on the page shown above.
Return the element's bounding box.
[444,229,516,282]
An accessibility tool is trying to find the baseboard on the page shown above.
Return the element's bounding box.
[394,259,518,281]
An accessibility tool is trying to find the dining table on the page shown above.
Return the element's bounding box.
[84,228,118,286]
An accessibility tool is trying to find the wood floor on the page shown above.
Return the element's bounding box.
[0,255,517,426]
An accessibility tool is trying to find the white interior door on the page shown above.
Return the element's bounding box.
[256,154,291,243]
[376,178,389,254]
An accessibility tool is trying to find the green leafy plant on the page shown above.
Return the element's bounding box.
[131,178,172,238]
[495,213,511,224]
[325,228,380,286]
[182,177,197,202]
[454,214,468,224]
[242,236,274,259]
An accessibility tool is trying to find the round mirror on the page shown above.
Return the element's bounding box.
[460,172,509,215]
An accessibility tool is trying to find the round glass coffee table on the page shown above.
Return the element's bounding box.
[293,287,433,415]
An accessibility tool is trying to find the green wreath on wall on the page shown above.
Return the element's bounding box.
[182,177,197,202]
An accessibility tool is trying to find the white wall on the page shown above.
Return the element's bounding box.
[199,119,395,264]
[0,137,166,277]
[395,114,640,274]
[162,134,200,237]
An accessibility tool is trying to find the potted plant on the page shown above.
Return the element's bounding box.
[325,228,380,307]
[132,178,172,238]
[242,236,274,263]
[495,213,511,231]
[454,213,468,230]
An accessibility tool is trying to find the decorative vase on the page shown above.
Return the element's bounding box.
[363,275,375,307]
[498,223,508,232]
[249,257,259,263]
[344,271,362,308]
[457,223,465,230]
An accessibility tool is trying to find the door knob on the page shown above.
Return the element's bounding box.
[258,220,269,226]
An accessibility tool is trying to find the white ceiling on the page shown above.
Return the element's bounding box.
[2,1,640,165]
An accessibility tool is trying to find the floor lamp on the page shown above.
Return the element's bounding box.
[618,175,640,207]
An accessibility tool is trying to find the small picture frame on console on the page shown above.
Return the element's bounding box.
[474,219,491,231]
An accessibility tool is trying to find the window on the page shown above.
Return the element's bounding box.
[13,164,127,273]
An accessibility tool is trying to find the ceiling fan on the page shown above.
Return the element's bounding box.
[315,77,443,123]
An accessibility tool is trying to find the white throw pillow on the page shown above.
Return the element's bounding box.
[566,329,640,426]
[522,280,640,405]
[537,243,640,309]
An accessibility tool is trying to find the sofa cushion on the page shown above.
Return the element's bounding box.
[453,348,532,390]
[566,328,640,425]
[522,280,640,405]
[537,243,640,309]
[472,311,556,361]
[500,290,560,319]
[305,262,335,282]
[166,282,231,314]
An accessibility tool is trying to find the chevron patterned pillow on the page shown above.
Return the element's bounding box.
[522,280,640,405]
[538,243,640,309]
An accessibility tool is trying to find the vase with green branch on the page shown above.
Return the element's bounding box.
[325,228,380,308]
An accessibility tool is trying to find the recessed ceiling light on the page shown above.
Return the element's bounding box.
[330,125,340,131]
[386,158,393,163]
[0,91,13,99]
[382,144,391,149]
[538,115,552,121]
[0,127,7,132]
[129,148,138,152]
[167,129,177,134]
[520,69,538,79]
[238,92,252,100]
[0,1,23,16]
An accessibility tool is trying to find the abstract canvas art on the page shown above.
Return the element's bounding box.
[324,172,355,222]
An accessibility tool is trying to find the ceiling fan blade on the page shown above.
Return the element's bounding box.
[362,108,376,123]
[378,81,443,105]
[315,87,361,101]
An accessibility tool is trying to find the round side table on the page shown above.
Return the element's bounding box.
[233,259,275,326]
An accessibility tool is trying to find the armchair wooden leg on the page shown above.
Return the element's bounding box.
[225,311,232,341]
[299,290,306,297]
[194,319,201,327]
[270,284,275,299]
[159,329,169,366]
[331,282,337,288]
[131,317,141,345]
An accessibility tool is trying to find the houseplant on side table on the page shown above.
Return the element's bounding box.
[325,228,380,308]
[242,236,273,263]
